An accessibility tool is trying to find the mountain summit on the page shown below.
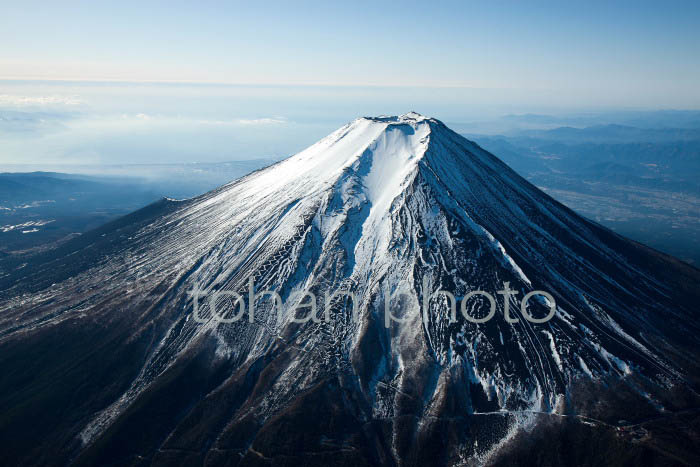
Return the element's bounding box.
[1,114,699,466]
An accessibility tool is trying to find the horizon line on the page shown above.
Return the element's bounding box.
[0,77,500,90]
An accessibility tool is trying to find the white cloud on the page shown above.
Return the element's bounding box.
[0,94,83,107]
[197,117,287,126]
[236,117,287,125]
[111,114,286,126]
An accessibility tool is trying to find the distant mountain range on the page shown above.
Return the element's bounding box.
[468,125,700,265]
[512,124,700,143]
[498,110,700,130]
[0,162,273,254]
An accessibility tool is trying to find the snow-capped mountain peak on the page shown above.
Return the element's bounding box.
[1,114,698,466]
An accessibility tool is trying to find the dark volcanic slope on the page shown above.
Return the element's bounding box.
[1,113,699,466]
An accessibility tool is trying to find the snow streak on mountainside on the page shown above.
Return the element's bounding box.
[0,113,699,466]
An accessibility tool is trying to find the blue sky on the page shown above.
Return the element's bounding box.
[2,0,699,106]
[1,1,699,165]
